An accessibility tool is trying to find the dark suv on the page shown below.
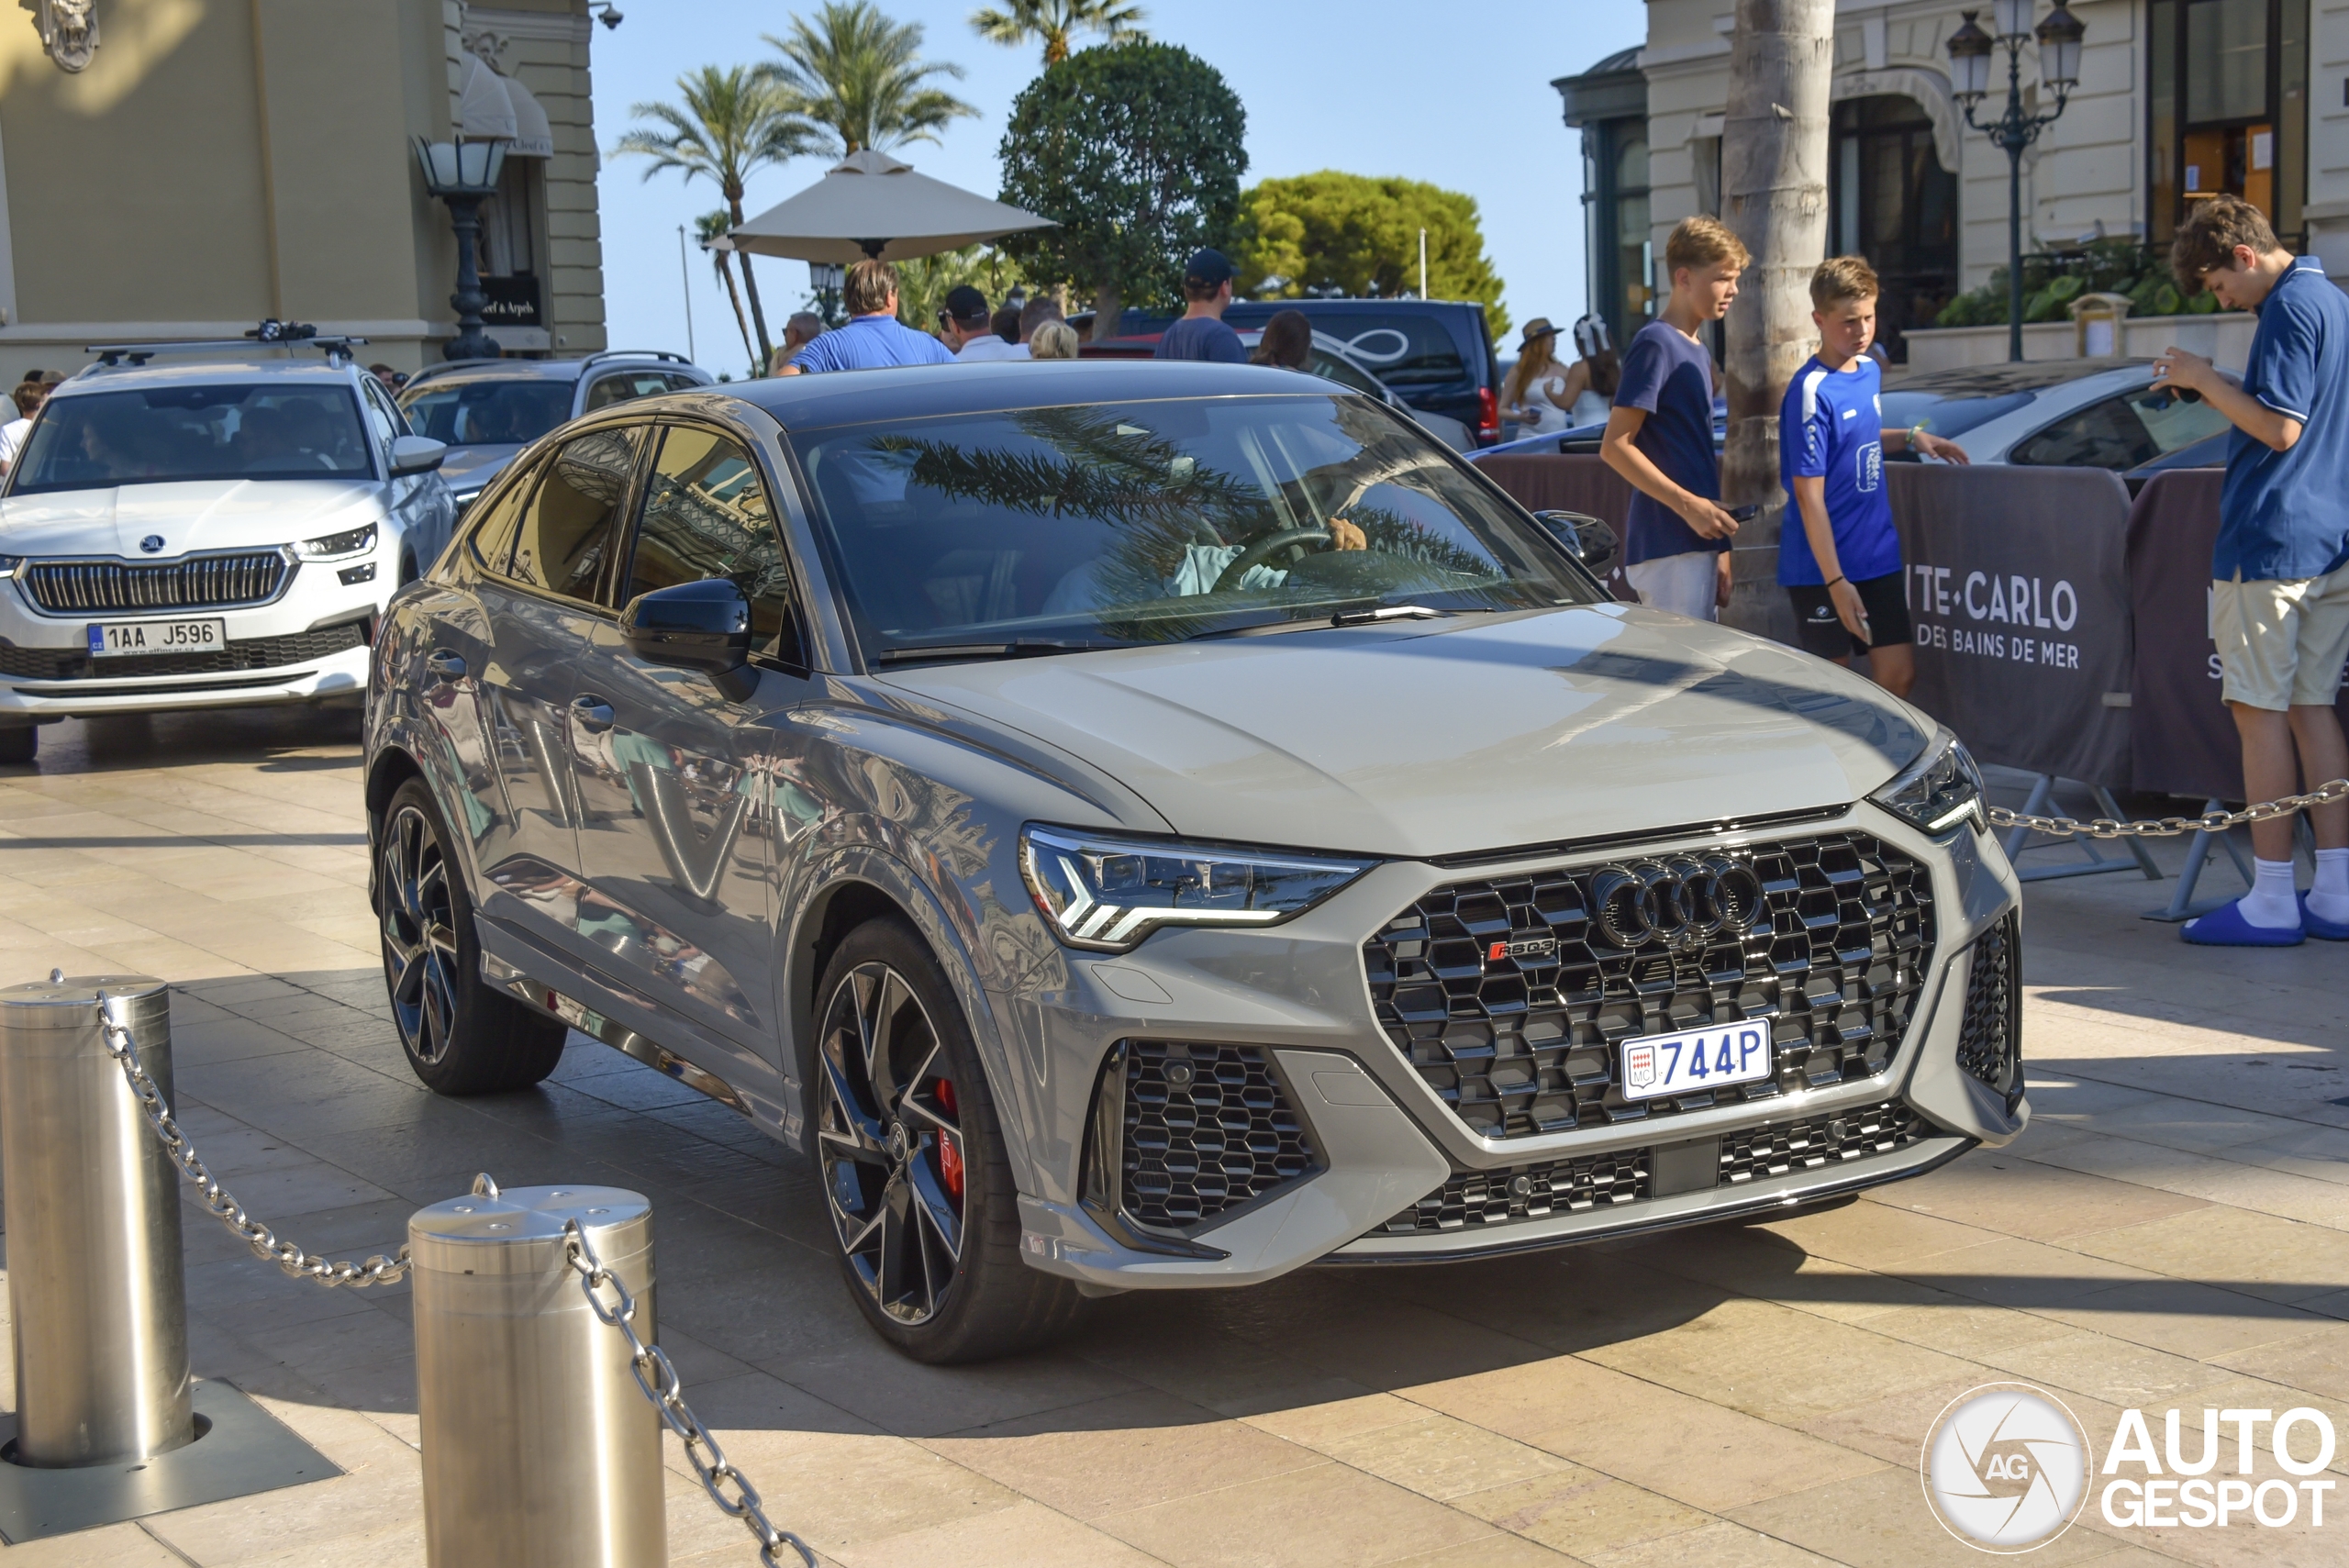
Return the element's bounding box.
[398,350,713,512]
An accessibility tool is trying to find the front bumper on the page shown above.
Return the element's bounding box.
[0,558,380,718]
[1007,802,2022,1291]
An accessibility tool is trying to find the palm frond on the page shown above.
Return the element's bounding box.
[763,1,976,155]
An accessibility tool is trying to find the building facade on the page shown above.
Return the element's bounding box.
[1559,1,2349,362]
[0,0,609,384]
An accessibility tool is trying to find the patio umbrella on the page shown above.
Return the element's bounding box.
[727,149,1055,263]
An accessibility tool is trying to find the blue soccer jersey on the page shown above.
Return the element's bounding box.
[1777,355,1899,586]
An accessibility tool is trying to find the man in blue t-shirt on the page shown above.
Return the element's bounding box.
[2154,195,2349,947]
[1778,256,1969,696]
[1601,216,1745,620]
[780,259,956,374]
[1152,250,1248,364]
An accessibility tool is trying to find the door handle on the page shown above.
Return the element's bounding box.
[427,649,466,684]
[571,695,615,734]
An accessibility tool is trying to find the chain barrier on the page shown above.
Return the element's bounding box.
[1984,778,2349,841]
[93,991,411,1287]
[562,1218,818,1568]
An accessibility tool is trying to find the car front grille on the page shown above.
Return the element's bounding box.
[19,552,289,613]
[1119,1041,1320,1232]
[0,621,366,682]
[1954,915,2022,1108]
[1363,832,1935,1140]
[1381,1096,1928,1235]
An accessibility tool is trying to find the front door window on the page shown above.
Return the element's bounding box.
[2150,0,2309,245]
[1829,95,1958,363]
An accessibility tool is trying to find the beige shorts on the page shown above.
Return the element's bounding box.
[2210,563,2349,710]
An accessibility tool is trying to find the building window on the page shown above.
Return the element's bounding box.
[1828,95,1958,362]
[2149,0,2309,246]
[1614,132,1653,333]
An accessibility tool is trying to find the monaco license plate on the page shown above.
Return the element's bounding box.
[1620,1020,1775,1102]
[87,617,226,658]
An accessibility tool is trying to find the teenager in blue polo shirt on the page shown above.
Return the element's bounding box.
[1602,216,1745,620]
[780,258,956,374]
[1778,256,1970,695]
[2154,195,2349,946]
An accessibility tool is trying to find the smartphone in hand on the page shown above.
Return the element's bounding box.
[1726,504,1761,523]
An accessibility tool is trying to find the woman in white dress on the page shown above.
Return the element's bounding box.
[1501,318,1574,435]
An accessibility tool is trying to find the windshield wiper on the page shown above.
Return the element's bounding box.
[1330,605,1447,627]
[876,638,1128,664]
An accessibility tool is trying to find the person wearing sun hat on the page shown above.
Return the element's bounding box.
[1503,318,1573,435]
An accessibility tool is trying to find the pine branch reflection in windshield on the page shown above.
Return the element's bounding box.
[794,395,1589,653]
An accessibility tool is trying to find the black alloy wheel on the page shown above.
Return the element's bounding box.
[380,799,461,1065]
[818,960,966,1326]
[810,917,1085,1362]
[374,777,565,1095]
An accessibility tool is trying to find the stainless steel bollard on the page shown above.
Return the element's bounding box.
[410,1182,664,1568]
[0,974,194,1467]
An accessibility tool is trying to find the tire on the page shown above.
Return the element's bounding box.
[376,776,565,1095]
[811,917,1085,1363]
[0,726,34,766]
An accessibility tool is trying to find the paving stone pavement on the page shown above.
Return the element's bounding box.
[0,710,2343,1566]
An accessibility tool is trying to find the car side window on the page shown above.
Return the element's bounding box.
[582,373,672,413]
[621,425,803,663]
[507,428,642,602]
[2127,385,2233,456]
[360,378,407,451]
[2008,394,2159,470]
[466,458,541,573]
[662,373,703,393]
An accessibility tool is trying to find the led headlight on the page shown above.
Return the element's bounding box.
[295,524,377,560]
[1019,825,1373,954]
[1870,728,1987,835]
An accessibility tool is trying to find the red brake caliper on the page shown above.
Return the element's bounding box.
[934,1079,964,1202]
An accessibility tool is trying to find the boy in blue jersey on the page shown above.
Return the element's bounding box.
[1778,256,1969,695]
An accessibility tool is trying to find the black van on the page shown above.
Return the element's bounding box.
[1078,299,1506,446]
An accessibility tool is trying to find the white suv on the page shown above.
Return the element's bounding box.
[0,338,454,763]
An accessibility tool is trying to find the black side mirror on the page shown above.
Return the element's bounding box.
[1532,509,1620,577]
[620,578,757,701]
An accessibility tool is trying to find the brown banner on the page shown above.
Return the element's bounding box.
[1472,453,1636,600]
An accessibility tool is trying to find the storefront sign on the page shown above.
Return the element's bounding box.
[481,274,542,328]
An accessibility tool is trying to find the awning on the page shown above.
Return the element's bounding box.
[454,54,552,159]
[729,150,1053,263]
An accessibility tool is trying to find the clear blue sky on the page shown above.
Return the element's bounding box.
[584,0,1647,370]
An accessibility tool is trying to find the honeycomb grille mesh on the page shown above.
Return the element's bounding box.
[1363,833,1934,1140]
[1382,1148,1648,1234]
[1121,1042,1319,1230]
[1718,1098,1925,1183]
[1954,915,2022,1104]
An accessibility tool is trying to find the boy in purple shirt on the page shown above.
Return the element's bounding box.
[1601,216,1745,619]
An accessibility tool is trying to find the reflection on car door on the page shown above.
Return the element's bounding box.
[566,423,809,1100]
[462,428,642,957]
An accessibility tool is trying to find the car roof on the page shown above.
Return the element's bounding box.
[1882,357,2149,395]
[56,356,362,393]
[401,352,703,392]
[729,359,1343,431]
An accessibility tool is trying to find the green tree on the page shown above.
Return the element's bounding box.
[996,41,1246,335]
[613,65,814,367]
[890,244,1030,330]
[763,2,977,156]
[1232,172,1508,337]
[970,0,1145,65]
[694,209,761,377]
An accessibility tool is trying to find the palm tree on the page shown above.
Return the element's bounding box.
[970,0,1144,65]
[695,209,761,377]
[613,65,815,367]
[763,2,976,157]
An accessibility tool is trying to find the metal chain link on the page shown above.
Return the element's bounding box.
[562,1218,817,1568]
[94,992,412,1287]
[1985,777,2349,841]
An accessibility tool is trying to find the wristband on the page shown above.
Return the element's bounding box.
[1909,423,1927,448]
[1825,575,1847,588]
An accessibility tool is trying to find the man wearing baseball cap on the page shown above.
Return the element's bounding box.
[1152,248,1247,363]
[941,284,1029,361]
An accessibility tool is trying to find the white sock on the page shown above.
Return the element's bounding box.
[2310,848,2349,924]
[2241,858,2301,929]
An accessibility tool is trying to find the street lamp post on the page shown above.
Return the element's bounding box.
[1947,3,2086,361]
[413,138,508,361]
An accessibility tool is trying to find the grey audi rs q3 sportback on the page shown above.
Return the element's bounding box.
[363,361,2024,1363]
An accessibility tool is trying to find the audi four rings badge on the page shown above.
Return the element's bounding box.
[1589,858,1765,950]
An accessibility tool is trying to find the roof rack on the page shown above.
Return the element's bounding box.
[580,349,693,368]
[88,323,367,368]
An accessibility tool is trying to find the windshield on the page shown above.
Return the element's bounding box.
[9,385,372,493]
[1876,387,2038,441]
[400,378,573,447]
[790,395,1597,660]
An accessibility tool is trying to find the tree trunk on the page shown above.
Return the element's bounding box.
[716,252,758,375]
[729,195,776,369]
[1719,0,1833,643]
[1090,281,1121,342]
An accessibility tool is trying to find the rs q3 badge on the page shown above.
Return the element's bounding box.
[1487,936,1557,963]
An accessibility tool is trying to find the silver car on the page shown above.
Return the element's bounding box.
[364,361,2024,1362]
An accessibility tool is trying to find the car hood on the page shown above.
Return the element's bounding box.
[437,444,528,497]
[877,605,1930,859]
[0,481,384,559]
